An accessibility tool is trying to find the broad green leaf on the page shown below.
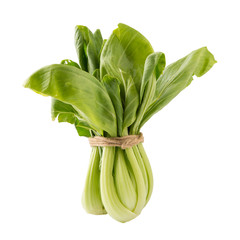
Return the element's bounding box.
[24,64,117,136]
[51,98,91,137]
[100,23,154,92]
[75,26,103,74]
[103,75,123,136]
[60,59,80,69]
[52,59,91,137]
[58,59,82,117]
[131,52,165,133]
[140,47,217,128]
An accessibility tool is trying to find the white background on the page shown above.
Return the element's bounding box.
[0,0,239,239]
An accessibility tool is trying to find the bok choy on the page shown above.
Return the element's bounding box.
[24,23,216,222]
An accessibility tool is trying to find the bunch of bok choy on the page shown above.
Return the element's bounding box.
[24,23,216,222]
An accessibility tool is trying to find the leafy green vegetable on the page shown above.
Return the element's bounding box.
[24,23,216,223]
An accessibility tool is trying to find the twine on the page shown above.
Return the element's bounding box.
[88,133,144,149]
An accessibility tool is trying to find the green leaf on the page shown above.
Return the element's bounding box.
[86,31,102,74]
[75,26,103,74]
[51,98,91,137]
[75,25,89,71]
[100,23,154,92]
[58,58,91,137]
[140,47,217,128]
[102,75,123,136]
[140,52,166,102]
[120,71,139,133]
[60,59,80,69]
[131,52,165,133]
[24,64,117,136]
[93,29,104,57]
[52,59,94,137]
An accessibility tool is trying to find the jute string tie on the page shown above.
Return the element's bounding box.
[88,133,144,149]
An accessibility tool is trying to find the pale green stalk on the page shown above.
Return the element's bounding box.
[113,148,137,211]
[82,147,106,214]
[83,144,152,222]
[125,147,146,215]
[100,147,137,222]
[137,143,153,204]
[132,145,148,191]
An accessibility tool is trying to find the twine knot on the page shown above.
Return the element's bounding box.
[88,133,144,149]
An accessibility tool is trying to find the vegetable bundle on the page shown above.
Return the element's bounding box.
[24,23,216,222]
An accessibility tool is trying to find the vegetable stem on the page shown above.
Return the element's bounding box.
[82,147,106,214]
[100,147,137,222]
[137,143,153,204]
